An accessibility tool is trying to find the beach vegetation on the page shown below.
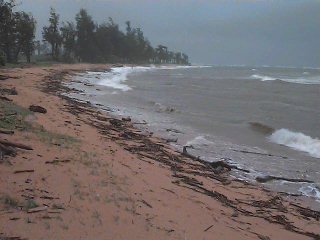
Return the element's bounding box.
[23,199,38,211]
[0,0,36,63]
[0,100,32,130]
[0,194,19,209]
[0,100,78,148]
[41,7,190,64]
[32,125,79,147]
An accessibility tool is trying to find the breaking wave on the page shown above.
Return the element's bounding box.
[251,74,278,81]
[186,135,214,148]
[97,66,152,91]
[251,74,320,84]
[269,129,320,158]
[97,65,211,91]
[299,185,320,201]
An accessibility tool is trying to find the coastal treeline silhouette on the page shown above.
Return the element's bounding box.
[0,0,36,64]
[0,1,190,65]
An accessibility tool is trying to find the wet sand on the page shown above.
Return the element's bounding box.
[0,64,319,240]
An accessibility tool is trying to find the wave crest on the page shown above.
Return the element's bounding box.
[96,65,211,91]
[269,129,320,158]
[251,74,320,84]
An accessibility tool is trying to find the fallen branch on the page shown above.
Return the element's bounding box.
[29,105,47,114]
[0,96,12,101]
[204,224,214,232]
[0,75,9,81]
[139,199,152,208]
[0,139,33,150]
[0,129,14,135]
[45,159,71,164]
[27,206,48,213]
[233,149,287,159]
[14,169,34,174]
[256,175,314,184]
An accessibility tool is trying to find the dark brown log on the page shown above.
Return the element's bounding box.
[45,159,70,164]
[139,199,152,208]
[29,105,47,114]
[256,175,314,184]
[204,224,214,232]
[0,75,9,81]
[0,96,12,101]
[14,169,34,174]
[0,139,33,150]
[27,206,48,213]
[0,129,14,135]
[233,149,287,159]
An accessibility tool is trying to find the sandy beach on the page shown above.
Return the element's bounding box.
[0,64,319,240]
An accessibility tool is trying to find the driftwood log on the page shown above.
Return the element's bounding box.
[29,105,47,114]
[0,129,14,135]
[256,175,314,184]
[0,75,9,81]
[0,139,33,150]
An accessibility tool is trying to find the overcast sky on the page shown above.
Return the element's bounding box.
[17,0,320,67]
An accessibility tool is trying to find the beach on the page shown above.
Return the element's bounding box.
[0,64,319,240]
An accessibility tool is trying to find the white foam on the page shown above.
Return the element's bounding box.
[96,65,210,91]
[186,135,214,147]
[97,66,154,91]
[159,65,211,70]
[251,74,278,81]
[269,129,320,158]
[299,185,320,201]
[251,74,320,84]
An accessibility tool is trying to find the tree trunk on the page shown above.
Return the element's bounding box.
[26,53,31,63]
[51,42,55,58]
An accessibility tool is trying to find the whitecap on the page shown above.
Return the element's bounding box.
[251,74,320,84]
[186,136,214,147]
[269,129,320,158]
[251,74,277,81]
[299,185,320,201]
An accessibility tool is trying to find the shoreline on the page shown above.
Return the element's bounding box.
[0,64,319,239]
[66,64,320,205]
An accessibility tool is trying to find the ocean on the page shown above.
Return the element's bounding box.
[66,65,320,206]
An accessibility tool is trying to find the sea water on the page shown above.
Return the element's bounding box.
[66,65,320,207]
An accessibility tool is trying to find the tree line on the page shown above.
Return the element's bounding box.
[0,0,36,64]
[0,1,190,65]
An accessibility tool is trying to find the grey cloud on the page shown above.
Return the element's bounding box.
[18,0,320,67]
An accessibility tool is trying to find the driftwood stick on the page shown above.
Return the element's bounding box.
[204,224,214,232]
[0,96,12,101]
[45,159,71,164]
[233,149,287,159]
[27,206,48,213]
[256,175,314,184]
[0,139,33,150]
[0,129,14,135]
[14,169,34,174]
[139,199,153,208]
